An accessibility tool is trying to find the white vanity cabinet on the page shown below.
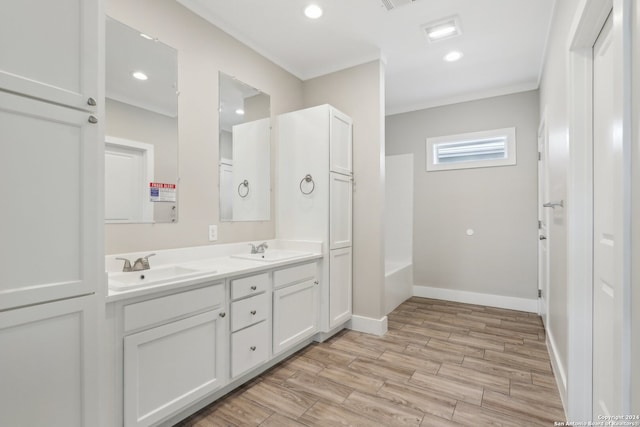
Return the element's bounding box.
[277,105,353,332]
[0,1,102,426]
[229,273,270,378]
[273,262,319,355]
[122,284,227,427]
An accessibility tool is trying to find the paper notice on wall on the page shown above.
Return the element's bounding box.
[150,182,177,202]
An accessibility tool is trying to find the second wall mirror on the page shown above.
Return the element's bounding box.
[218,73,271,222]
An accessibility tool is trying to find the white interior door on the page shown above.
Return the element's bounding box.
[592,12,626,417]
[538,121,549,321]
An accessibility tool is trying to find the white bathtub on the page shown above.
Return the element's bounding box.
[385,261,413,314]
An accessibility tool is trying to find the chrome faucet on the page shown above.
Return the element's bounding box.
[249,242,268,254]
[132,253,156,271]
[115,257,133,272]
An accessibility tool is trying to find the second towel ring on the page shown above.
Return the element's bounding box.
[299,174,315,195]
[238,180,249,198]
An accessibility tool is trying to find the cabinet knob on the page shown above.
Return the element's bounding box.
[250,310,257,315]
[250,346,257,351]
[250,285,257,291]
[88,115,98,124]
[314,280,319,285]
[219,312,226,318]
[87,97,97,106]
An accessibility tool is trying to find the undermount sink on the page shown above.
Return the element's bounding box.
[109,265,209,291]
[231,249,310,263]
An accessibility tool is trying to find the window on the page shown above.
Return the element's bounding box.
[426,127,516,171]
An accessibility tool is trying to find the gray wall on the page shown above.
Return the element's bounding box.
[386,90,539,300]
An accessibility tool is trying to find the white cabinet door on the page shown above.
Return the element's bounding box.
[273,279,318,355]
[0,91,100,311]
[330,172,353,249]
[0,295,99,427]
[329,247,352,329]
[329,108,353,175]
[0,0,98,110]
[124,310,227,427]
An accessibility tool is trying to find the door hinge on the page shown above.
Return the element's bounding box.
[538,151,542,161]
[538,289,542,298]
[538,220,542,229]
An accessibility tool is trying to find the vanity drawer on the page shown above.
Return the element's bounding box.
[273,262,317,289]
[231,293,268,332]
[231,320,268,378]
[230,272,269,300]
[124,283,224,333]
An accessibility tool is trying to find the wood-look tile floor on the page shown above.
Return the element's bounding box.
[175,297,565,427]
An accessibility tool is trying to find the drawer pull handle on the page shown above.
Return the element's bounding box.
[250,310,257,315]
[219,312,226,318]
[250,285,257,291]
[250,346,257,351]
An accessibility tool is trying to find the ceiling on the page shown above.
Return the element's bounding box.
[177,0,555,115]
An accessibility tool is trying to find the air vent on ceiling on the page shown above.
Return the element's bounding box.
[381,0,418,12]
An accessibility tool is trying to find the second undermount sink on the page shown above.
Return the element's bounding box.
[109,265,210,291]
[231,249,310,263]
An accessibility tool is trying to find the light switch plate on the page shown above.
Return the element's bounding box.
[208,225,218,241]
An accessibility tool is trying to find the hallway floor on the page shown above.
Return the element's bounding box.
[176,297,565,426]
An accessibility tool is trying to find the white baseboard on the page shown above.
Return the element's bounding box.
[348,315,388,336]
[413,285,538,313]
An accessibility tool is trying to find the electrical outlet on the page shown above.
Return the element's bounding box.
[208,225,218,242]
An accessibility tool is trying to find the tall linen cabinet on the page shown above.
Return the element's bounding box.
[277,105,353,332]
[0,1,103,426]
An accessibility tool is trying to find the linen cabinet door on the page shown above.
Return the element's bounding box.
[0,92,100,310]
[329,247,352,329]
[0,0,99,110]
[330,172,353,249]
[0,296,99,427]
[123,310,227,427]
[329,108,352,175]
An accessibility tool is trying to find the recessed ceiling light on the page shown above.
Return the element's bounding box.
[444,51,463,62]
[132,71,148,80]
[235,109,245,115]
[422,16,462,43]
[304,4,323,19]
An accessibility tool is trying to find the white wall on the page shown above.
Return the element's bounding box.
[302,60,387,322]
[386,90,539,305]
[105,0,304,254]
[385,154,413,265]
[633,1,640,413]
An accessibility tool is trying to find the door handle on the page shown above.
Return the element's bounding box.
[539,235,547,240]
[543,200,564,208]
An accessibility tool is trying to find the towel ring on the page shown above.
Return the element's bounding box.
[238,180,249,198]
[299,174,315,195]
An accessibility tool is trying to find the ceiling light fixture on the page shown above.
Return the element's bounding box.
[139,33,154,40]
[304,4,323,19]
[235,108,245,115]
[444,51,463,62]
[132,71,148,80]
[422,16,462,43]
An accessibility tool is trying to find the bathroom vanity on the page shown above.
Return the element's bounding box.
[104,242,335,427]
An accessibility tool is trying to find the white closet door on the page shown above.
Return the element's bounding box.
[329,108,353,175]
[330,172,353,249]
[0,295,99,427]
[0,0,98,110]
[0,91,100,310]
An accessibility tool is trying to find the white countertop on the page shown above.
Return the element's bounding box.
[105,240,323,303]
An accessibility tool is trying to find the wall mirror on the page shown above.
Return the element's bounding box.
[218,72,271,222]
[105,16,179,224]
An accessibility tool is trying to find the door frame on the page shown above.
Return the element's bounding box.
[537,115,549,324]
[567,0,632,419]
